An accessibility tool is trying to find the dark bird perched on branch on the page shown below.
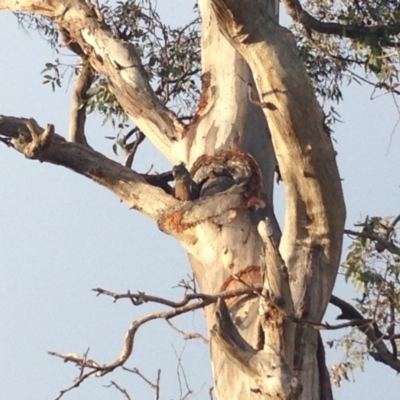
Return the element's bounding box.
[199,168,235,198]
[172,163,199,201]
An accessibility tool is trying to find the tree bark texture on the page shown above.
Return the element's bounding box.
[0,0,346,399]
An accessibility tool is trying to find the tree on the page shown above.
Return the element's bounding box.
[1,0,399,399]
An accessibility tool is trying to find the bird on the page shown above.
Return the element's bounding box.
[199,168,235,198]
[172,163,199,201]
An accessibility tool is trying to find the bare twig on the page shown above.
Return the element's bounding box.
[50,367,98,400]
[237,75,278,111]
[174,275,198,294]
[166,320,209,344]
[90,0,104,22]
[123,366,161,399]
[104,381,131,400]
[92,285,262,308]
[155,369,161,400]
[172,344,193,400]
[209,387,215,400]
[292,316,374,331]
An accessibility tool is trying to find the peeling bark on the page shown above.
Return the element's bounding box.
[1,0,185,161]
[0,0,347,399]
[208,0,345,398]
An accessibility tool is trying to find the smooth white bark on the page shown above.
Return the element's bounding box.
[0,0,346,398]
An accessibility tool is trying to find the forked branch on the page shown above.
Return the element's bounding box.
[0,115,177,220]
[49,286,392,398]
[49,286,264,398]
[0,0,185,159]
[211,298,301,399]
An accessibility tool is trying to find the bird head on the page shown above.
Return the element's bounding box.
[172,163,188,179]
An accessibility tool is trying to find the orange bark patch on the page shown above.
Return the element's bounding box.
[191,150,262,195]
[245,196,265,210]
[186,72,212,130]
[220,265,262,307]
[159,210,197,234]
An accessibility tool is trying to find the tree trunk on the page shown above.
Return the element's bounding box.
[0,0,346,399]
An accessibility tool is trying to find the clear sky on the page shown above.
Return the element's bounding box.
[1,2,400,399]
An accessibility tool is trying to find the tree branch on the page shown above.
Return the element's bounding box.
[330,295,400,373]
[0,115,177,220]
[192,1,276,195]
[210,3,345,390]
[211,298,257,369]
[390,214,400,229]
[257,218,294,363]
[49,285,264,398]
[211,297,301,399]
[281,0,400,43]
[68,62,94,146]
[104,381,131,400]
[93,285,262,308]
[165,319,209,344]
[122,367,161,400]
[0,0,185,160]
[0,115,255,240]
[344,229,400,255]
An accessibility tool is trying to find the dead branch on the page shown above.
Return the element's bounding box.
[123,366,161,400]
[0,115,177,220]
[49,285,263,398]
[104,381,131,400]
[292,316,375,331]
[49,284,392,398]
[166,320,209,344]
[172,344,193,400]
[93,285,262,307]
[12,118,55,158]
[48,364,98,400]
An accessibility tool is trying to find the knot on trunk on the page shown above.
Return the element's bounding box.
[191,149,264,206]
[12,119,55,159]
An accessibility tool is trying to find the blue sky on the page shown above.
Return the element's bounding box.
[1,2,400,399]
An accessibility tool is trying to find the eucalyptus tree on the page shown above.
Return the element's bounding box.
[1,0,399,399]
